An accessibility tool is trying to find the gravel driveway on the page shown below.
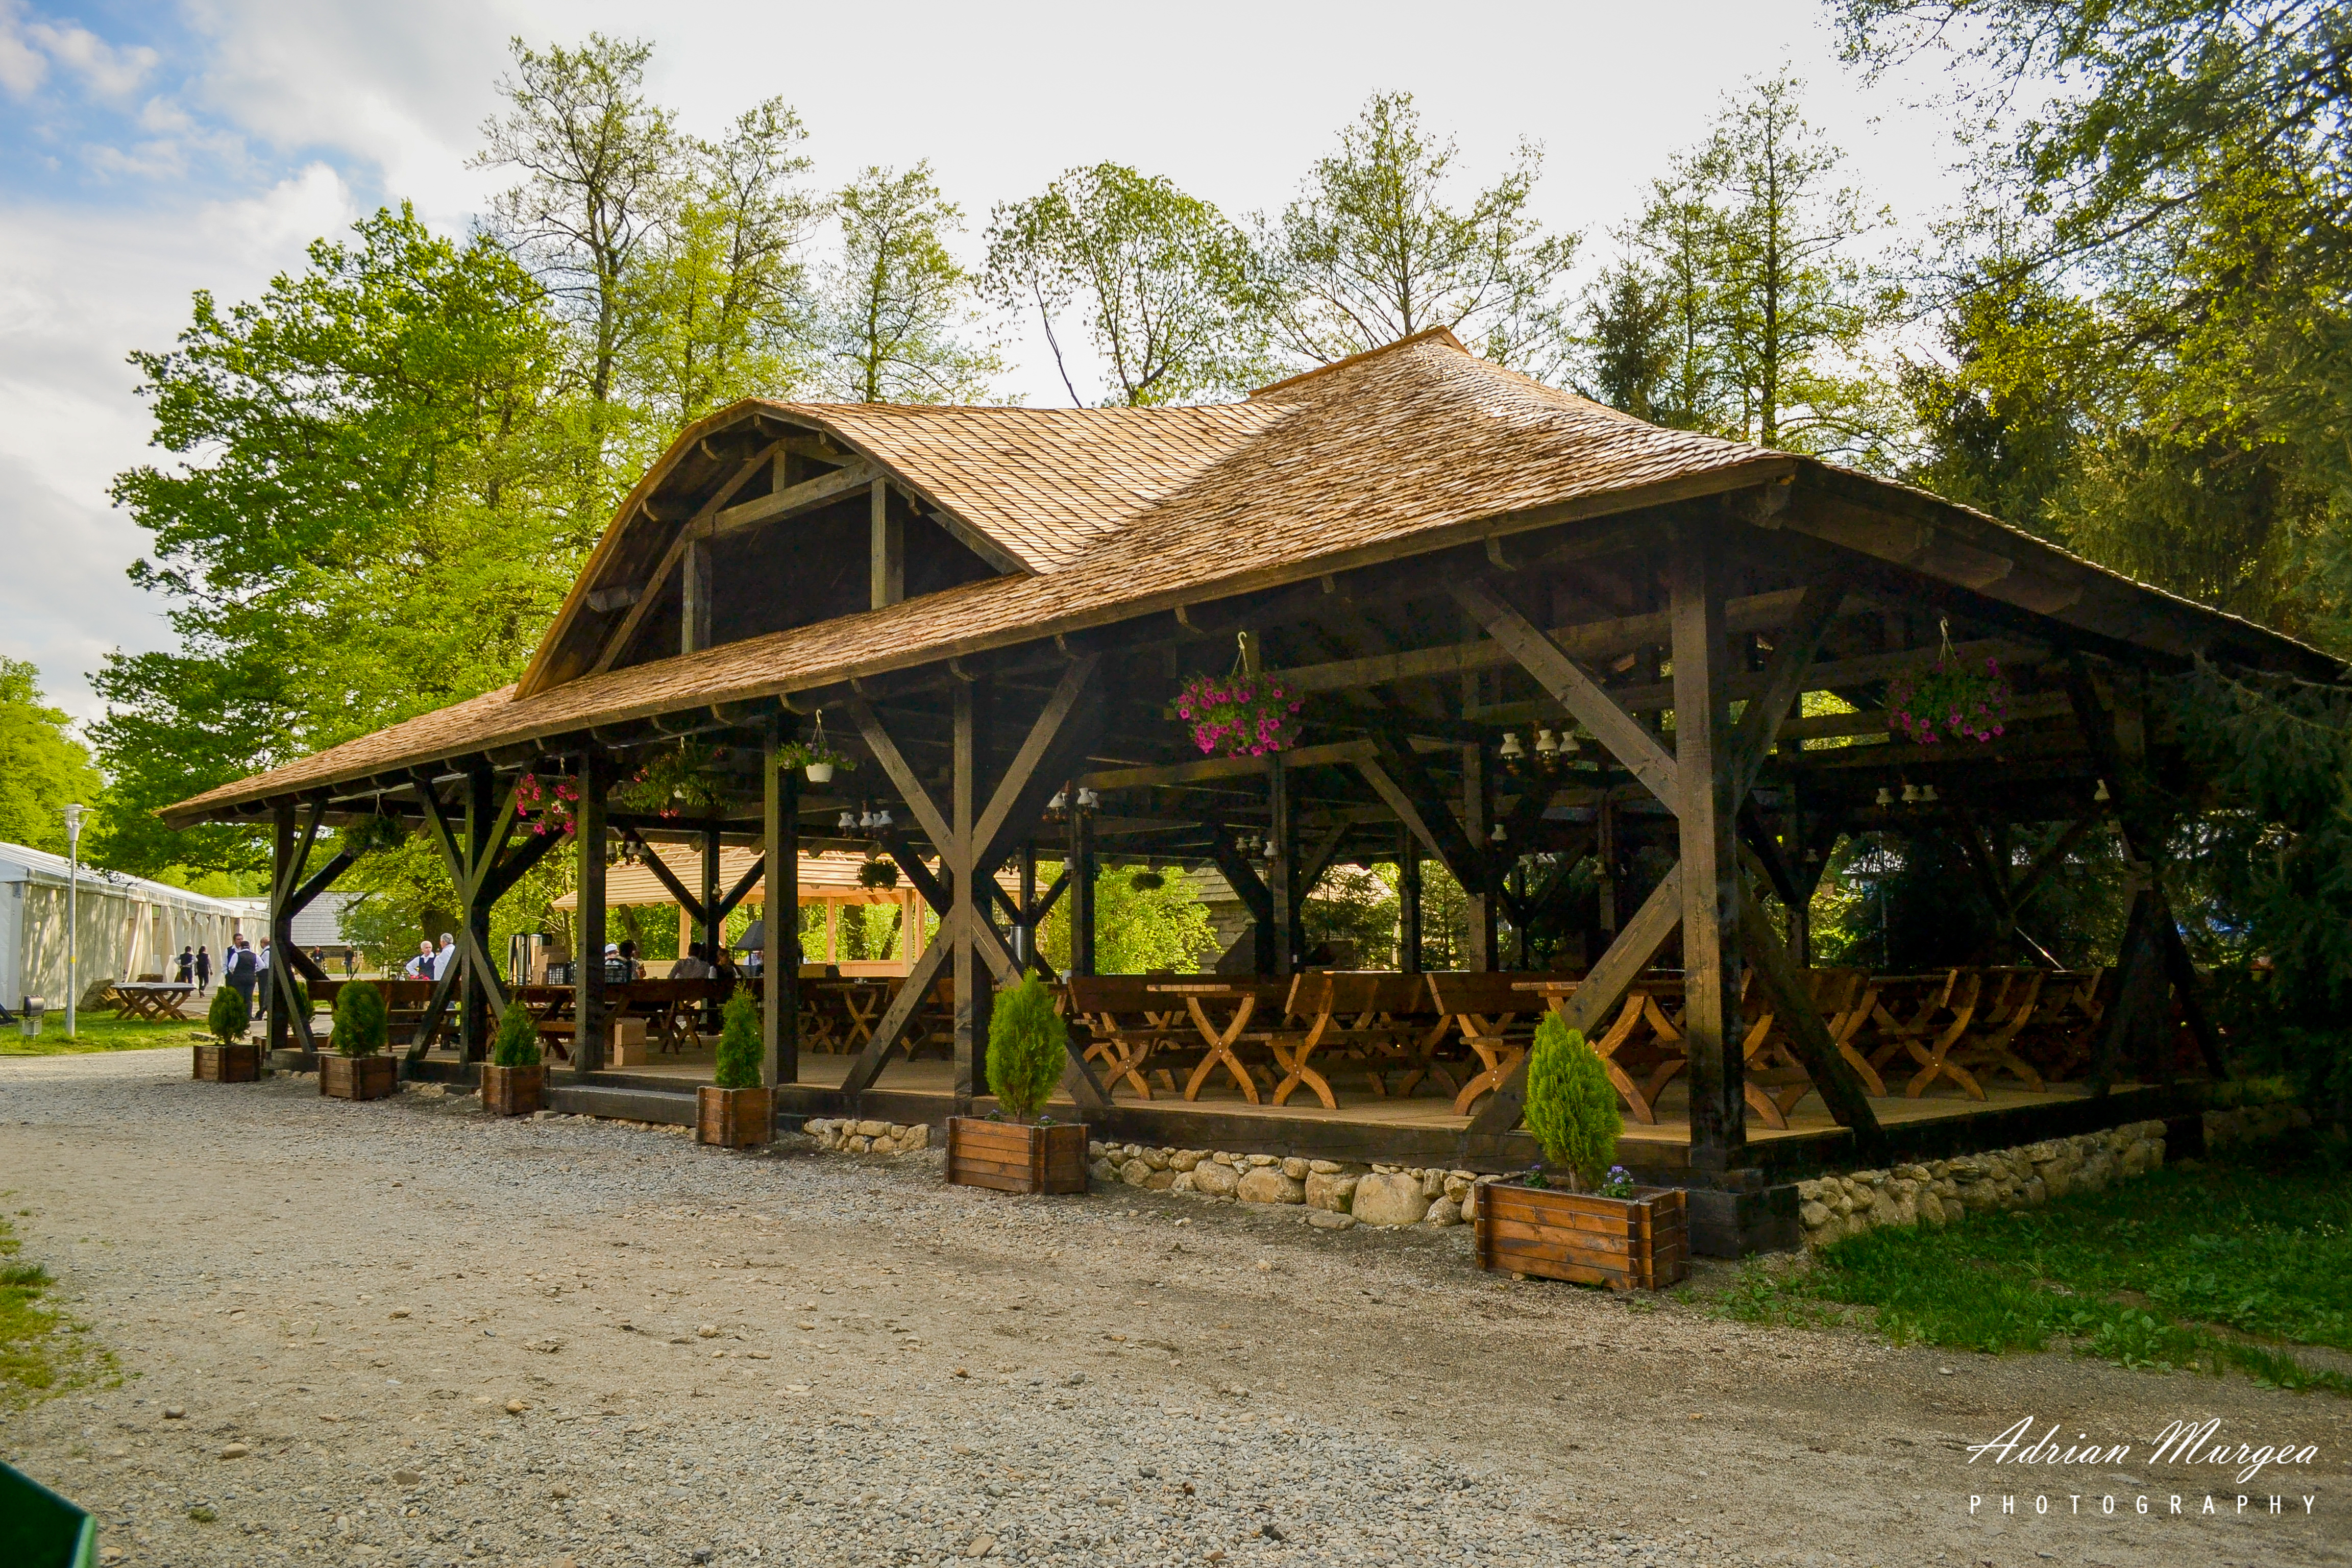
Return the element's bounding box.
[1,1049,2342,1568]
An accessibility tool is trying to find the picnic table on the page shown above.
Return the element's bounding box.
[107,982,194,1022]
[1147,978,1294,1104]
[1514,975,1691,1124]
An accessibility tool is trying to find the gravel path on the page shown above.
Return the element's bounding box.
[2,1049,2343,1568]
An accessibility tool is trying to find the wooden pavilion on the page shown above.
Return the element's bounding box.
[163,328,2339,1251]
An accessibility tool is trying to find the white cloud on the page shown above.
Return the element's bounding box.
[0,1,47,96]
[24,11,158,103]
[0,164,357,724]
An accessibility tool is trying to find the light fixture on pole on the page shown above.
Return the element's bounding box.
[1076,788,1100,811]
[1534,729,1559,756]
[1498,732,1525,760]
[62,803,84,1042]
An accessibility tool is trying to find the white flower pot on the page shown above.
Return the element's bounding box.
[803,763,835,783]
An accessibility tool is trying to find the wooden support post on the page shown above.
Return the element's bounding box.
[268,798,337,1058]
[1462,743,1499,972]
[572,754,607,1077]
[764,736,798,1091]
[459,761,497,1064]
[1673,535,1744,1170]
[1398,825,1422,973]
[1016,839,1038,971]
[699,827,722,962]
[952,679,982,1113]
[870,478,903,609]
[681,540,712,655]
[1596,793,1619,937]
[1069,790,1096,977]
[1268,753,1296,975]
[267,802,296,1060]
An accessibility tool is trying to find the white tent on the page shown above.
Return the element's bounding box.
[0,841,241,1009]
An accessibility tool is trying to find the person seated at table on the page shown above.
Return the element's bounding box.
[710,945,739,985]
[671,942,712,981]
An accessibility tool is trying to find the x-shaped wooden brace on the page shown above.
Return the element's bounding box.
[271,797,351,1054]
[405,767,563,1061]
[1453,576,1881,1147]
[839,660,1112,1109]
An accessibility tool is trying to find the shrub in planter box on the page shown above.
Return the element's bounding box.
[1475,1013,1686,1290]
[321,982,398,1101]
[696,986,771,1147]
[481,1000,545,1116]
[947,973,1087,1194]
[193,984,259,1082]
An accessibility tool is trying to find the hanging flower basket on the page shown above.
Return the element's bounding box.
[616,742,732,818]
[1175,673,1303,757]
[856,856,900,890]
[514,772,582,838]
[1885,655,2010,745]
[778,712,854,784]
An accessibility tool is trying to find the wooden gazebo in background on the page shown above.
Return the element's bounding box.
[549,848,936,977]
[163,329,2340,1249]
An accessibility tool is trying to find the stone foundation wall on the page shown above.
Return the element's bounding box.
[2203,1103,2312,1148]
[1089,1142,1491,1232]
[1799,1119,2168,1249]
[803,1117,932,1156]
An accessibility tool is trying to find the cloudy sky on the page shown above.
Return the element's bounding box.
[0,0,1971,728]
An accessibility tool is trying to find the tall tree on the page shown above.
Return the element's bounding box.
[0,659,102,856]
[623,99,822,428]
[1573,72,1891,459]
[822,163,1001,403]
[473,34,679,418]
[1254,92,1580,375]
[984,164,1265,406]
[93,206,585,875]
[1848,1,2351,638]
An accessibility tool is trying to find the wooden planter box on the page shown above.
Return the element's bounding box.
[696,1085,773,1148]
[1475,1182,1688,1291]
[945,1117,1089,1195]
[480,1063,544,1117]
[321,1054,399,1101]
[192,1043,260,1083]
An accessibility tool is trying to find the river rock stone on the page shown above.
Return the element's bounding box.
[1235,1167,1305,1205]
[1351,1172,1430,1228]
[1190,1161,1240,1198]
[1304,1173,1359,1213]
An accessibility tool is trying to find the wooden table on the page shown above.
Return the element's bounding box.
[107,983,194,1022]
[1148,981,1290,1104]
[1516,976,1690,1124]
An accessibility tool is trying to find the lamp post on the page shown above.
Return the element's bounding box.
[62,803,85,1041]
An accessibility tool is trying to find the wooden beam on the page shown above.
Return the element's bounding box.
[870,477,903,609]
[1727,583,1841,802]
[764,736,797,1093]
[1356,742,1485,894]
[1465,867,1684,1139]
[570,752,608,1076]
[1278,586,1814,696]
[1734,878,1884,1155]
[711,460,876,536]
[838,933,952,1098]
[1077,739,1376,792]
[848,697,956,853]
[589,444,781,676]
[1452,577,1680,812]
[681,539,712,655]
[1672,535,1743,1169]
[971,656,1104,877]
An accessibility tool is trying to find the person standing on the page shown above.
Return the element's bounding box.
[254,940,273,1022]
[431,932,457,982]
[194,945,212,993]
[226,939,256,1015]
[176,947,193,985]
[403,940,433,979]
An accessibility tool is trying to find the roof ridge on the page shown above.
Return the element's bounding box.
[1247,326,1469,399]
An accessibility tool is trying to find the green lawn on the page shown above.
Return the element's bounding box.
[0,1211,108,1409]
[0,1015,207,1057]
[1713,1139,2352,1394]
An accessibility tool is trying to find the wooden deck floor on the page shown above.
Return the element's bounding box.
[424,1043,2161,1178]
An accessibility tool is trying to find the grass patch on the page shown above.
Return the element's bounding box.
[0,1213,109,1408]
[0,1014,206,1057]
[1717,1141,2352,1394]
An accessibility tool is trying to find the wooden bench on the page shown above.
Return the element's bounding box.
[1066,975,1195,1099]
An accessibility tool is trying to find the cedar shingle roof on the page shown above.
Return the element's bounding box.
[159,329,2329,826]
